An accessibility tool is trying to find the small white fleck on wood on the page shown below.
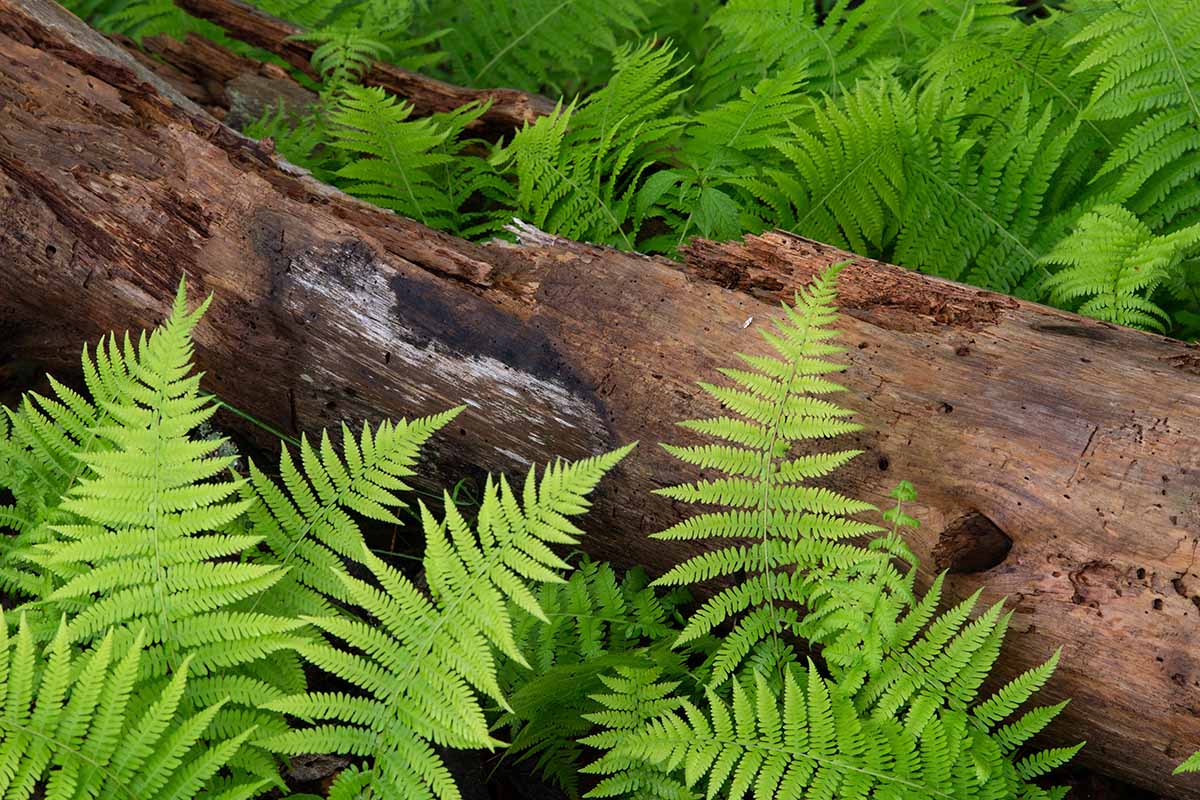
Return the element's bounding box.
[742,316,754,329]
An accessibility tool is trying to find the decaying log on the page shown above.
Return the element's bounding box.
[174,0,553,137]
[109,30,316,126]
[1,0,1199,795]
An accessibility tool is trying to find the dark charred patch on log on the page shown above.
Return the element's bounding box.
[388,270,598,404]
[318,238,377,293]
[250,207,291,288]
[934,511,1013,574]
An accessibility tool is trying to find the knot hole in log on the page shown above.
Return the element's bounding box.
[933,511,1013,574]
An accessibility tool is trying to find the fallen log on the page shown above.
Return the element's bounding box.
[1,0,1199,794]
[108,29,317,126]
[174,0,553,137]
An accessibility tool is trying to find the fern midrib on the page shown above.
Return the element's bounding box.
[1142,0,1200,130]
[748,311,818,683]
[382,129,428,225]
[148,368,176,670]
[910,160,1051,281]
[0,715,140,800]
[472,0,573,83]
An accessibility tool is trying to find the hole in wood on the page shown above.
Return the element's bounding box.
[933,511,1013,574]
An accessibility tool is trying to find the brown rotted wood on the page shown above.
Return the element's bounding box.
[173,0,553,138]
[108,30,316,126]
[1,0,1200,795]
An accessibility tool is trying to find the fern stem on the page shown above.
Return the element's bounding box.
[205,392,300,448]
[0,717,140,800]
[910,162,1052,281]
[148,357,177,671]
[748,309,818,686]
[1143,0,1200,129]
[472,0,573,84]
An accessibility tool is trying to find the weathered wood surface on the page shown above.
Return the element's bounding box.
[107,29,317,126]
[1,0,1199,794]
[174,0,553,137]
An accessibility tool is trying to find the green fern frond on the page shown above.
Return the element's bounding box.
[263,447,633,798]
[0,614,266,799]
[766,79,910,255]
[93,0,219,41]
[578,667,695,799]
[584,661,1064,800]
[495,42,685,249]
[8,283,306,781]
[293,28,393,95]
[797,482,920,685]
[429,0,667,94]
[651,262,893,687]
[901,87,1071,292]
[495,559,696,796]
[246,411,458,618]
[326,85,489,230]
[1176,750,1200,774]
[21,284,301,666]
[1068,0,1200,229]
[1041,204,1200,330]
[643,67,809,252]
[0,333,142,600]
[696,0,1021,107]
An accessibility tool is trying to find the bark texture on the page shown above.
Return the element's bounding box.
[108,29,317,126]
[1,0,1199,794]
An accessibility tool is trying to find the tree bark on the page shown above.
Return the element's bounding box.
[107,29,318,127]
[1,0,1199,795]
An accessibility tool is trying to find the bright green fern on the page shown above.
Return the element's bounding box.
[0,613,266,799]
[1041,204,1200,331]
[245,411,459,619]
[583,660,1075,800]
[261,446,633,799]
[650,261,886,687]
[1068,0,1200,230]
